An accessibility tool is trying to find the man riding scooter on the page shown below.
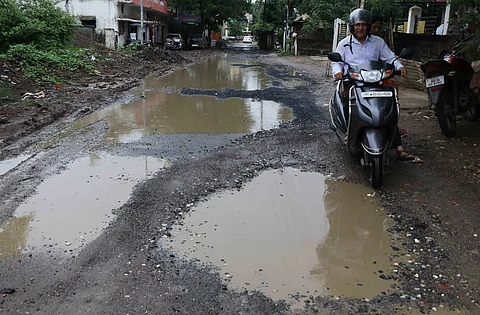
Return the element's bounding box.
[332,8,410,160]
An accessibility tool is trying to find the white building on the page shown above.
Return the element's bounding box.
[59,0,171,49]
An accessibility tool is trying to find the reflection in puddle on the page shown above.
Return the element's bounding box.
[0,215,33,260]
[0,154,31,176]
[73,95,292,143]
[72,55,292,143]
[0,153,168,260]
[140,56,270,91]
[163,168,396,304]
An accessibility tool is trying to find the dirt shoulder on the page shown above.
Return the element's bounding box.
[0,47,217,159]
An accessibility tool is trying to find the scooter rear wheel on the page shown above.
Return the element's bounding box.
[436,96,457,137]
[371,155,383,189]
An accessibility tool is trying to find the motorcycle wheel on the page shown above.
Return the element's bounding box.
[435,96,457,137]
[371,155,383,189]
[463,88,480,121]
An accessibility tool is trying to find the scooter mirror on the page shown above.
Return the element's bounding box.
[399,47,415,59]
[328,52,343,62]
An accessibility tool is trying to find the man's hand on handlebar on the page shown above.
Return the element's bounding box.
[334,72,343,80]
[399,67,407,77]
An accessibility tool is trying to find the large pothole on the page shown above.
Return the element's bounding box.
[163,168,399,306]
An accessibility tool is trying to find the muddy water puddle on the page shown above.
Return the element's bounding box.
[0,154,32,176]
[0,153,168,261]
[73,96,292,143]
[73,55,292,142]
[142,55,271,91]
[163,168,399,305]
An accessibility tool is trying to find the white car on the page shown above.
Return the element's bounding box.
[242,36,253,43]
[165,33,184,50]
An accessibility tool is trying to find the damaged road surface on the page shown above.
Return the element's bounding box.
[0,51,478,314]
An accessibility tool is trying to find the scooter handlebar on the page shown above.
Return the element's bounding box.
[334,69,401,82]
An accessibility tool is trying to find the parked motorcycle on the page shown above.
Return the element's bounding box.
[420,39,480,137]
[327,47,415,188]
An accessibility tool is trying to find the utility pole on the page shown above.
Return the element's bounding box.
[283,5,289,51]
[140,0,144,45]
[263,0,266,21]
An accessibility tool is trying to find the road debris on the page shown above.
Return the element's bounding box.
[21,90,45,100]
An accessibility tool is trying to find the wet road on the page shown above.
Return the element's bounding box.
[0,51,471,314]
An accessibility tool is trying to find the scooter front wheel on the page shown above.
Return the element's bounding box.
[371,155,383,189]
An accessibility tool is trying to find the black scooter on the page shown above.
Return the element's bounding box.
[420,39,480,137]
[327,47,415,188]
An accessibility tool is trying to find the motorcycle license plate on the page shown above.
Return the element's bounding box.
[426,75,444,88]
[361,91,393,98]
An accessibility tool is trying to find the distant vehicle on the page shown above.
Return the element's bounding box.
[243,36,253,43]
[165,33,184,50]
[187,34,207,49]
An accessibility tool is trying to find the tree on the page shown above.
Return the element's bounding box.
[227,20,245,37]
[365,0,402,28]
[250,0,289,35]
[294,0,356,37]
[448,0,480,59]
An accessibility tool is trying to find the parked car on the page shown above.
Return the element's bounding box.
[242,35,253,43]
[165,33,184,50]
[187,34,207,49]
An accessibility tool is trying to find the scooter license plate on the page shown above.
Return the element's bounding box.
[426,75,444,88]
[361,91,393,98]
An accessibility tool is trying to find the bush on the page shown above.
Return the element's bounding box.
[0,0,79,53]
[0,81,11,99]
[0,0,92,84]
[119,41,142,54]
[3,44,94,83]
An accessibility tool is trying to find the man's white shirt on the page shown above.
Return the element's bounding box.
[331,35,403,77]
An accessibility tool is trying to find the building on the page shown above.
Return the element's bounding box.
[60,0,171,49]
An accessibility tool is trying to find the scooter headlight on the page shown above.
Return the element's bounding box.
[360,70,383,83]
